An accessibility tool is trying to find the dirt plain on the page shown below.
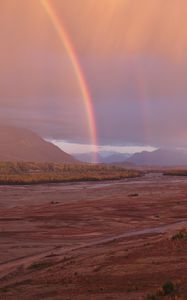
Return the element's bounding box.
[0,173,187,299]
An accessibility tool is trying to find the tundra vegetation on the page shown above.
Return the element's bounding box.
[0,162,140,185]
[171,229,187,241]
[164,169,187,176]
[146,281,181,299]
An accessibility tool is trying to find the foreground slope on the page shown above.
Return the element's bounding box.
[0,125,75,162]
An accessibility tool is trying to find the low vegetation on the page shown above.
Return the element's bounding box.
[0,162,140,185]
[163,169,187,176]
[146,281,181,299]
[171,229,187,241]
[28,261,52,271]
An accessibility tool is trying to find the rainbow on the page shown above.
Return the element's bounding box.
[40,0,98,161]
[135,60,151,145]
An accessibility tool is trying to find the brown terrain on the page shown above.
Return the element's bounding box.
[0,173,187,299]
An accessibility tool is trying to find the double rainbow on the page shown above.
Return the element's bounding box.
[41,0,98,161]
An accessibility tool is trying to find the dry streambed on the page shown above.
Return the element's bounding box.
[0,174,187,299]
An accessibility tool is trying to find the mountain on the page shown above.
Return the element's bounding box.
[101,152,131,163]
[73,152,102,163]
[73,151,132,164]
[0,125,76,163]
[127,149,187,166]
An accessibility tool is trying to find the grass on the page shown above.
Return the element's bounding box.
[0,161,140,185]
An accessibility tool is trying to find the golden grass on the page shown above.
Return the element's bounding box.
[0,162,140,185]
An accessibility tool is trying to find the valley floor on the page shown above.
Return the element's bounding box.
[0,173,187,299]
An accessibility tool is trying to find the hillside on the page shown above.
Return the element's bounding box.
[0,125,76,163]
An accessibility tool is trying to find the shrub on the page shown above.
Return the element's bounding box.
[146,281,181,299]
[171,229,187,241]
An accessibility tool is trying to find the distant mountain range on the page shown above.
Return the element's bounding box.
[0,125,76,163]
[1,125,187,166]
[73,151,131,164]
[127,148,187,166]
[73,148,187,166]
